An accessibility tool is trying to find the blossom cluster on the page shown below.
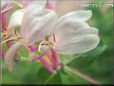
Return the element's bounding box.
[0,0,100,73]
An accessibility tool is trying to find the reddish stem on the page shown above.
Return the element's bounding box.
[23,0,32,8]
[1,14,11,48]
[39,57,55,73]
[1,14,7,31]
[0,46,5,58]
[50,48,61,70]
[28,45,38,52]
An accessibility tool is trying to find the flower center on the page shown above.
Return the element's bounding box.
[1,30,23,44]
[35,33,56,55]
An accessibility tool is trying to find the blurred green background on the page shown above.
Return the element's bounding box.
[1,0,114,85]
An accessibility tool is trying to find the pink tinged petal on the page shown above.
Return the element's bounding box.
[1,0,22,14]
[56,10,92,23]
[1,1,13,11]
[56,35,100,55]
[46,0,56,10]
[25,10,57,44]
[4,41,24,72]
[50,48,61,70]
[50,21,90,46]
[1,14,8,31]
[1,5,13,14]
[8,9,24,30]
[39,57,55,73]
[50,11,99,55]
[21,0,55,42]
[24,0,46,15]
[23,0,32,8]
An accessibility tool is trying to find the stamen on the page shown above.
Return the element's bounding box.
[38,41,43,52]
[1,36,22,44]
[2,32,9,39]
[52,33,56,42]
[14,30,20,37]
[38,41,48,54]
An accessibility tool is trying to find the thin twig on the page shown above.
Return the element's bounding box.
[65,66,102,85]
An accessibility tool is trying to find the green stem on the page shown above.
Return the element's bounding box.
[44,72,56,84]
[65,66,102,85]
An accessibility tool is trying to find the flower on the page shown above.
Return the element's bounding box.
[30,10,100,73]
[0,0,22,57]
[3,0,100,73]
[4,0,48,72]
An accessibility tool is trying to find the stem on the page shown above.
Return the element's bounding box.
[1,14,11,48]
[50,48,61,70]
[65,66,102,85]
[44,72,56,84]
[39,57,55,74]
[0,46,5,58]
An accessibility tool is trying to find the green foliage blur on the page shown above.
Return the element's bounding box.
[1,0,114,85]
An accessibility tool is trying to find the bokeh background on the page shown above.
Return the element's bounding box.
[1,0,114,85]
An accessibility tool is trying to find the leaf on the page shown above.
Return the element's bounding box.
[35,67,52,84]
[18,47,29,57]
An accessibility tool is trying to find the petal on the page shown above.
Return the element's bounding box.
[50,17,99,55]
[23,0,32,8]
[24,0,46,15]
[21,9,57,44]
[50,21,90,44]
[4,41,24,72]
[1,0,22,10]
[57,10,92,23]
[46,0,56,10]
[8,9,24,30]
[1,5,13,14]
[55,34,100,55]
[20,0,46,40]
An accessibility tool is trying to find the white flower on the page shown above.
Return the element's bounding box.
[5,0,100,72]
[4,0,47,71]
